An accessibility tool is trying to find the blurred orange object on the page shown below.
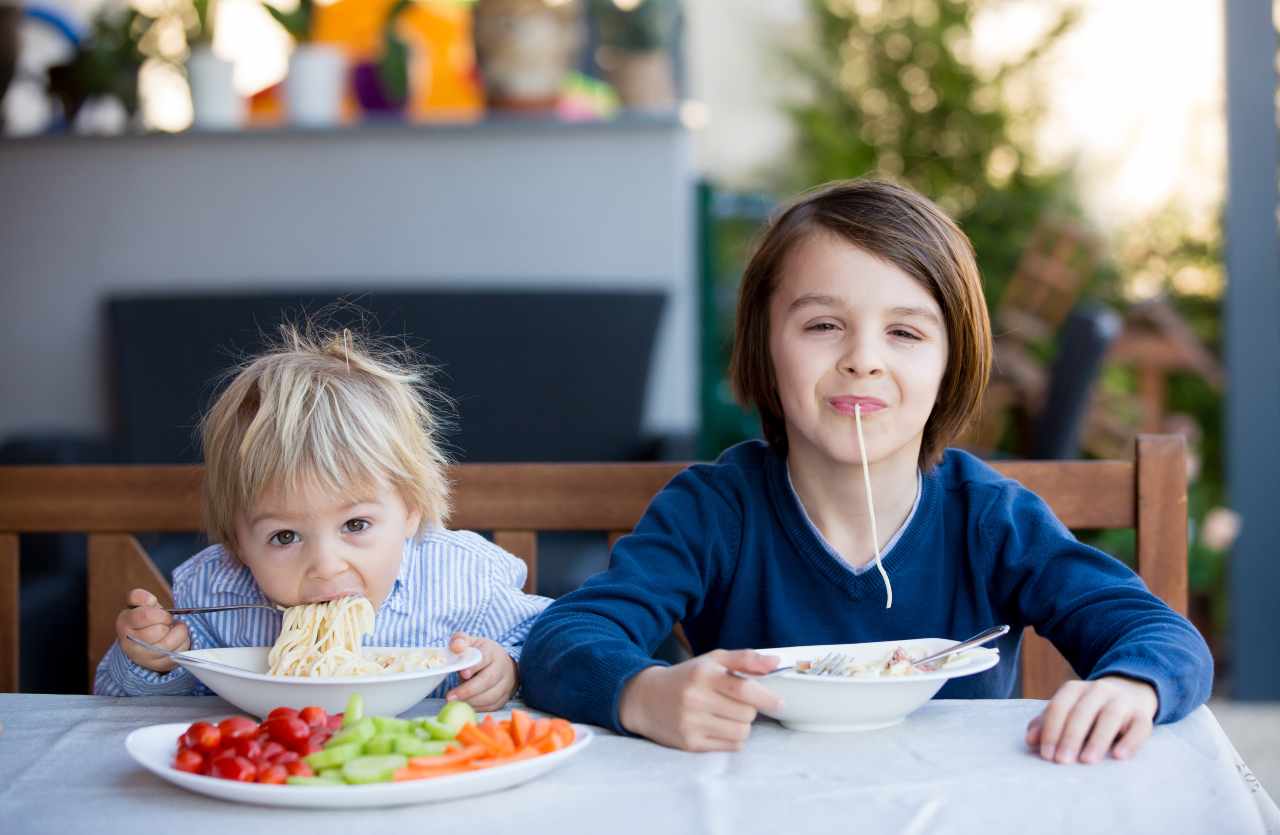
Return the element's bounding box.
[313,0,483,121]
[247,82,285,127]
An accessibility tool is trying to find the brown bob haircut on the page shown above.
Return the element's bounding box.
[729,178,992,470]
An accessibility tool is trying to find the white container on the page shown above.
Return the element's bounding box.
[175,644,481,718]
[187,46,243,131]
[126,718,593,808]
[285,43,347,127]
[754,637,1001,732]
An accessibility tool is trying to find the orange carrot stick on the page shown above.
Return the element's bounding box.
[509,710,533,748]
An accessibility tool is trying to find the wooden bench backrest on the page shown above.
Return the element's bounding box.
[0,434,1187,698]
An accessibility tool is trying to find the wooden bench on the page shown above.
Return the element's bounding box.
[0,434,1187,698]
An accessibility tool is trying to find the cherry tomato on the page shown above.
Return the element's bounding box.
[182,721,222,753]
[174,748,204,774]
[265,715,311,750]
[326,713,344,731]
[259,741,286,762]
[218,716,258,741]
[233,738,263,761]
[212,755,257,782]
[298,731,328,756]
[256,764,288,785]
[266,706,300,722]
[210,747,236,763]
[299,706,327,727]
[285,760,314,778]
[274,750,300,766]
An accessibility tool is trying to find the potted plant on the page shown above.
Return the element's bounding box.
[45,5,149,132]
[351,0,413,116]
[472,0,583,112]
[590,0,677,111]
[264,0,347,125]
[185,0,243,129]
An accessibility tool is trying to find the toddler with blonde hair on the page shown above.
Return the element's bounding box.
[95,324,549,711]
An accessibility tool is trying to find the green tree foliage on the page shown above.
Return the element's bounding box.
[785,0,1082,304]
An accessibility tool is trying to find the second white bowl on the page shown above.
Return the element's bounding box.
[754,638,1000,732]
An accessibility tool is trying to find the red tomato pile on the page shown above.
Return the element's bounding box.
[174,706,342,783]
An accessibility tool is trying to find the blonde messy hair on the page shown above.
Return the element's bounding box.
[200,323,451,552]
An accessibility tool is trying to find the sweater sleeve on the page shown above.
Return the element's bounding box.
[519,466,740,732]
[981,482,1214,723]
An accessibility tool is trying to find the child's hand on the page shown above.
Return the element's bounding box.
[1026,676,1158,764]
[116,588,189,673]
[617,649,783,752]
[446,633,518,712]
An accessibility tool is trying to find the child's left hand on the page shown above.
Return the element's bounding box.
[1026,676,1158,765]
[445,633,518,712]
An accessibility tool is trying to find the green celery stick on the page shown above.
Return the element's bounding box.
[341,754,408,784]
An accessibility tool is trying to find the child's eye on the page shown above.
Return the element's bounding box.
[269,530,299,547]
[344,519,370,534]
[805,321,839,333]
[890,328,922,341]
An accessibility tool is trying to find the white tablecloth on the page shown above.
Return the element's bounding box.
[1,694,1275,835]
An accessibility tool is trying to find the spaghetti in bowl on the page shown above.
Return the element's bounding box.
[175,644,482,719]
[753,637,1001,733]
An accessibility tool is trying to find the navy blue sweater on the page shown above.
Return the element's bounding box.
[520,441,1214,732]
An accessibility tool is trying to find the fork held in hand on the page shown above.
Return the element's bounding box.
[123,635,253,673]
[129,603,286,616]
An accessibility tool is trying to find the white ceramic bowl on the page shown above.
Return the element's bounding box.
[177,645,481,719]
[754,638,1000,733]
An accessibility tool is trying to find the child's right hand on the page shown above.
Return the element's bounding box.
[116,588,190,673]
[618,649,783,752]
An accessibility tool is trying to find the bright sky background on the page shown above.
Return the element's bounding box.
[688,0,1228,234]
[972,0,1225,231]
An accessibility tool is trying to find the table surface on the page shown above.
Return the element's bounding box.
[1,694,1275,835]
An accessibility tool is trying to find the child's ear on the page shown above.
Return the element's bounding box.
[405,507,423,538]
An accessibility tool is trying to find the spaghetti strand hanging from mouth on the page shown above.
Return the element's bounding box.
[855,403,893,609]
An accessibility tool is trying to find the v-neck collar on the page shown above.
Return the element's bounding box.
[765,447,935,602]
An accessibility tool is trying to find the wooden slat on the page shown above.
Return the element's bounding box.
[0,464,682,534]
[493,531,538,595]
[450,465,680,531]
[1020,628,1077,700]
[87,534,173,687]
[991,460,1135,529]
[0,534,17,693]
[0,466,204,532]
[1136,434,1189,615]
[0,460,1133,534]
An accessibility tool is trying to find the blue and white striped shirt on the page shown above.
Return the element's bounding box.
[94,528,552,698]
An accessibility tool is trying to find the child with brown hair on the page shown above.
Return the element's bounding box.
[95,324,551,711]
[520,179,1212,761]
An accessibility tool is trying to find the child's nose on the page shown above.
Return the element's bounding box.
[304,542,348,579]
[840,333,886,377]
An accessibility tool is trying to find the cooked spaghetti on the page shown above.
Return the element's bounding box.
[796,646,994,678]
[267,596,445,677]
[854,403,893,609]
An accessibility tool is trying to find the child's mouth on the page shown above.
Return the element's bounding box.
[302,590,365,604]
[829,396,888,415]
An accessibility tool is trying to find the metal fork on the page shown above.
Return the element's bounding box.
[912,625,1009,671]
[811,651,851,675]
[125,635,254,673]
[130,603,285,615]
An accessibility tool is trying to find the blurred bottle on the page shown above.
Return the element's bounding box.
[313,0,482,121]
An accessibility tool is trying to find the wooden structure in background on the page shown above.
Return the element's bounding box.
[0,436,1188,700]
